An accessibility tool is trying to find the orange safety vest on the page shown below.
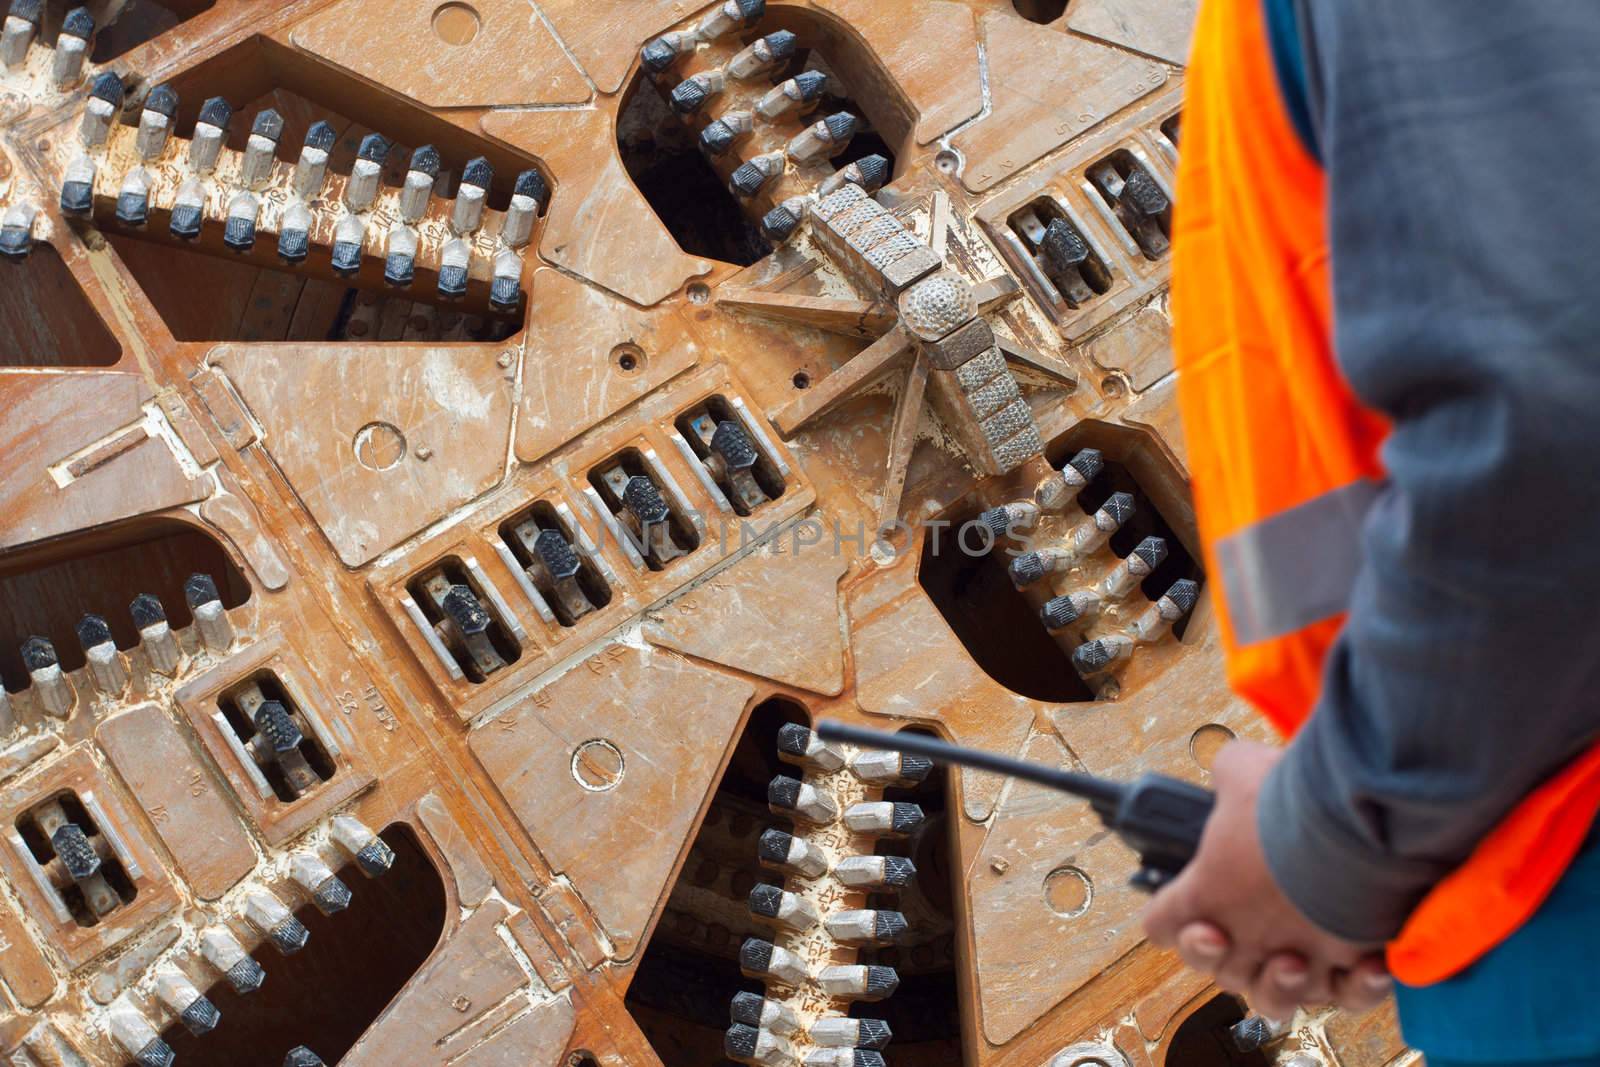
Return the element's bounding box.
[1173,0,1600,986]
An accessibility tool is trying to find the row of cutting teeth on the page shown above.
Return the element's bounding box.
[0,573,233,734]
[0,0,92,89]
[724,722,931,1067]
[12,72,547,311]
[102,816,391,1067]
[638,0,892,237]
[982,448,1200,688]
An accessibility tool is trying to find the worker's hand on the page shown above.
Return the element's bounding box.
[1142,741,1393,1021]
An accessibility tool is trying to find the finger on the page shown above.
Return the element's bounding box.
[1249,952,1309,1022]
[1332,957,1393,1014]
[1214,950,1263,995]
[1176,922,1231,975]
[1141,876,1196,949]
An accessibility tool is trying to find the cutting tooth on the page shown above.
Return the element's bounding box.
[79,71,124,148]
[1072,635,1132,679]
[816,964,899,1002]
[1127,578,1200,643]
[108,1000,173,1067]
[640,31,688,74]
[747,882,819,932]
[700,109,754,156]
[842,800,924,836]
[116,167,152,226]
[60,154,97,215]
[849,748,932,787]
[50,6,93,88]
[0,200,36,261]
[1099,535,1168,600]
[290,852,352,915]
[697,0,765,41]
[1035,448,1105,511]
[805,1051,887,1067]
[189,96,233,174]
[385,223,418,287]
[399,144,440,222]
[818,153,891,196]
[809,1017,892,1050]
[284,1048,326,1067]
[489,248,523,312]
[21,636,73,718]
[438,236,471,299]
[502,168,548,249]
[294,121,337,199]
[775,722,846,773]
[757,827,830,879]
[332,213,366,275]
[200,926,265,993]
[727,29,796,80]
[155,968,220,1036]
[279,200,313,262]
[729,151,784,199]
[978,500,1040,539]
[331,815,395,876]
[724,1023,796,1067]
[452,156,492,234]
[739,937,808,986]
[756,69,827,120]
[245,889,310,955]
[1041,590,1102,632]
[825,908,908,946]
[345,133,390,211]
[131,593,180,674]
[730,991,802,1037]
[670,68,726,116]
[767,774,838,825]
[241,109,284,188]
[169,177,205,240]
[76,614,127,695]
[0,0,40,68]
[761,196,806,243]
[185,573,234,651]
[223,191,260,252]
[136,84,178,160]
[786,112,857,164]
[833,854,915,890]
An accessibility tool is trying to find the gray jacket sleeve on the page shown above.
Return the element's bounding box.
[1256,1,1600,943]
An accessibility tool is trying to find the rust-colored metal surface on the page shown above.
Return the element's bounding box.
[0,2,1410,1066]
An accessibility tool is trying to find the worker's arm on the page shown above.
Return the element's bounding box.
[1258,0,1600,943]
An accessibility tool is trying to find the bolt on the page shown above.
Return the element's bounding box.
[416,446,433,461]
[991,857,1010,875]
[497,351,513,368]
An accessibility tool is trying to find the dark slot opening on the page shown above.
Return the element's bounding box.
[0,243,122,367]
[1165,993,1269,1067]
[498,500,614,624]
[1161,112,1181,148]
[918,517,1094,703]
[1013,0,1070,24]
[626,697,808,1066]
[588,449,701,568]
[160,826,447,1066]
[18,792,137,927]
[0,520,249,693]
[406,557,523,682]
[218,672,337,803]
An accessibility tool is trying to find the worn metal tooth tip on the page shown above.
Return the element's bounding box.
[1100,491,1136,525]
[253,701,304,752]
[764,28,797,56]
[246,108,283,145]
[1041,595,1080,630]
[436,264,468,298]
[725,1023,760,1057]
[757,828,793,863]
[729,160,773,198]
[1163,578,1200,614]
[145,83,179,116]
[640,35,679,73]
[701,120,737,156]
[60,6,93,37]
[51,823,99,878]
[313,876,353,913]
[20,636,57,670]
[900,753,933,781]
[670,78,709,115]
[734,0,764,20]
[330,240,362,274]
[130,593,166,626]
[269,916,311,954]
[1074,639,1114,671]
[225,956,265,993]
[1125,168,1169,214]
[88,71,124,105]
[729,991,764,1026]
[489,275,523,312]
[532,528,582,578]
[792,69,827,99]
[355,838,395,877]
[513,167,548,202]
[168,202,201,239]
[1068,447,1105,481]
[1011,552,1047,587]
[284,1047,325,1067]
[776,723,812,756]
[441,584,490,635]
[223,215,256,252]
[710,420,758,469]
[357,132,390,162]
[408,143,441,176]
[856,1019,894,1049]
[461,155,493,188]
[9,0,42,23]
[852,153,891,191]
[622,475,670,523]
[184,573,220,607]
[747,882,783,918]
[134,1037,174,1067]
[1042,218,1089,269]
[60,181,92,216]
[738,937,774,972]
[384,253,414,287]
[977,505,1013,537]
[760,203,801,241]
[278,228,309,263]
[304,120,337,151]
[881,855,916,886]
[197,96,232,129]
[1132,535,1168,569]
[823,112,858,141]
[75,614,113,648]
[116,191,149,226]
[180,996,220,1035]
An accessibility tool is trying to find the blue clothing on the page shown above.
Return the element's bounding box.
[1394,824,1600,1062]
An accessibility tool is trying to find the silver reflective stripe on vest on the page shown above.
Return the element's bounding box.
[1215,478,1381,647]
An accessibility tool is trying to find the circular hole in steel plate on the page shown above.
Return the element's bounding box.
[611,342,646,374]
[1043,865,1093,918]
[353,421,406,471]
[687,282,711,304]
[1189,723,1236,772]
[432,2,481,46]
[571,738,625,791]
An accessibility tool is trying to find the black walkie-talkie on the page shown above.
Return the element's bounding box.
[815,721,1214,892]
